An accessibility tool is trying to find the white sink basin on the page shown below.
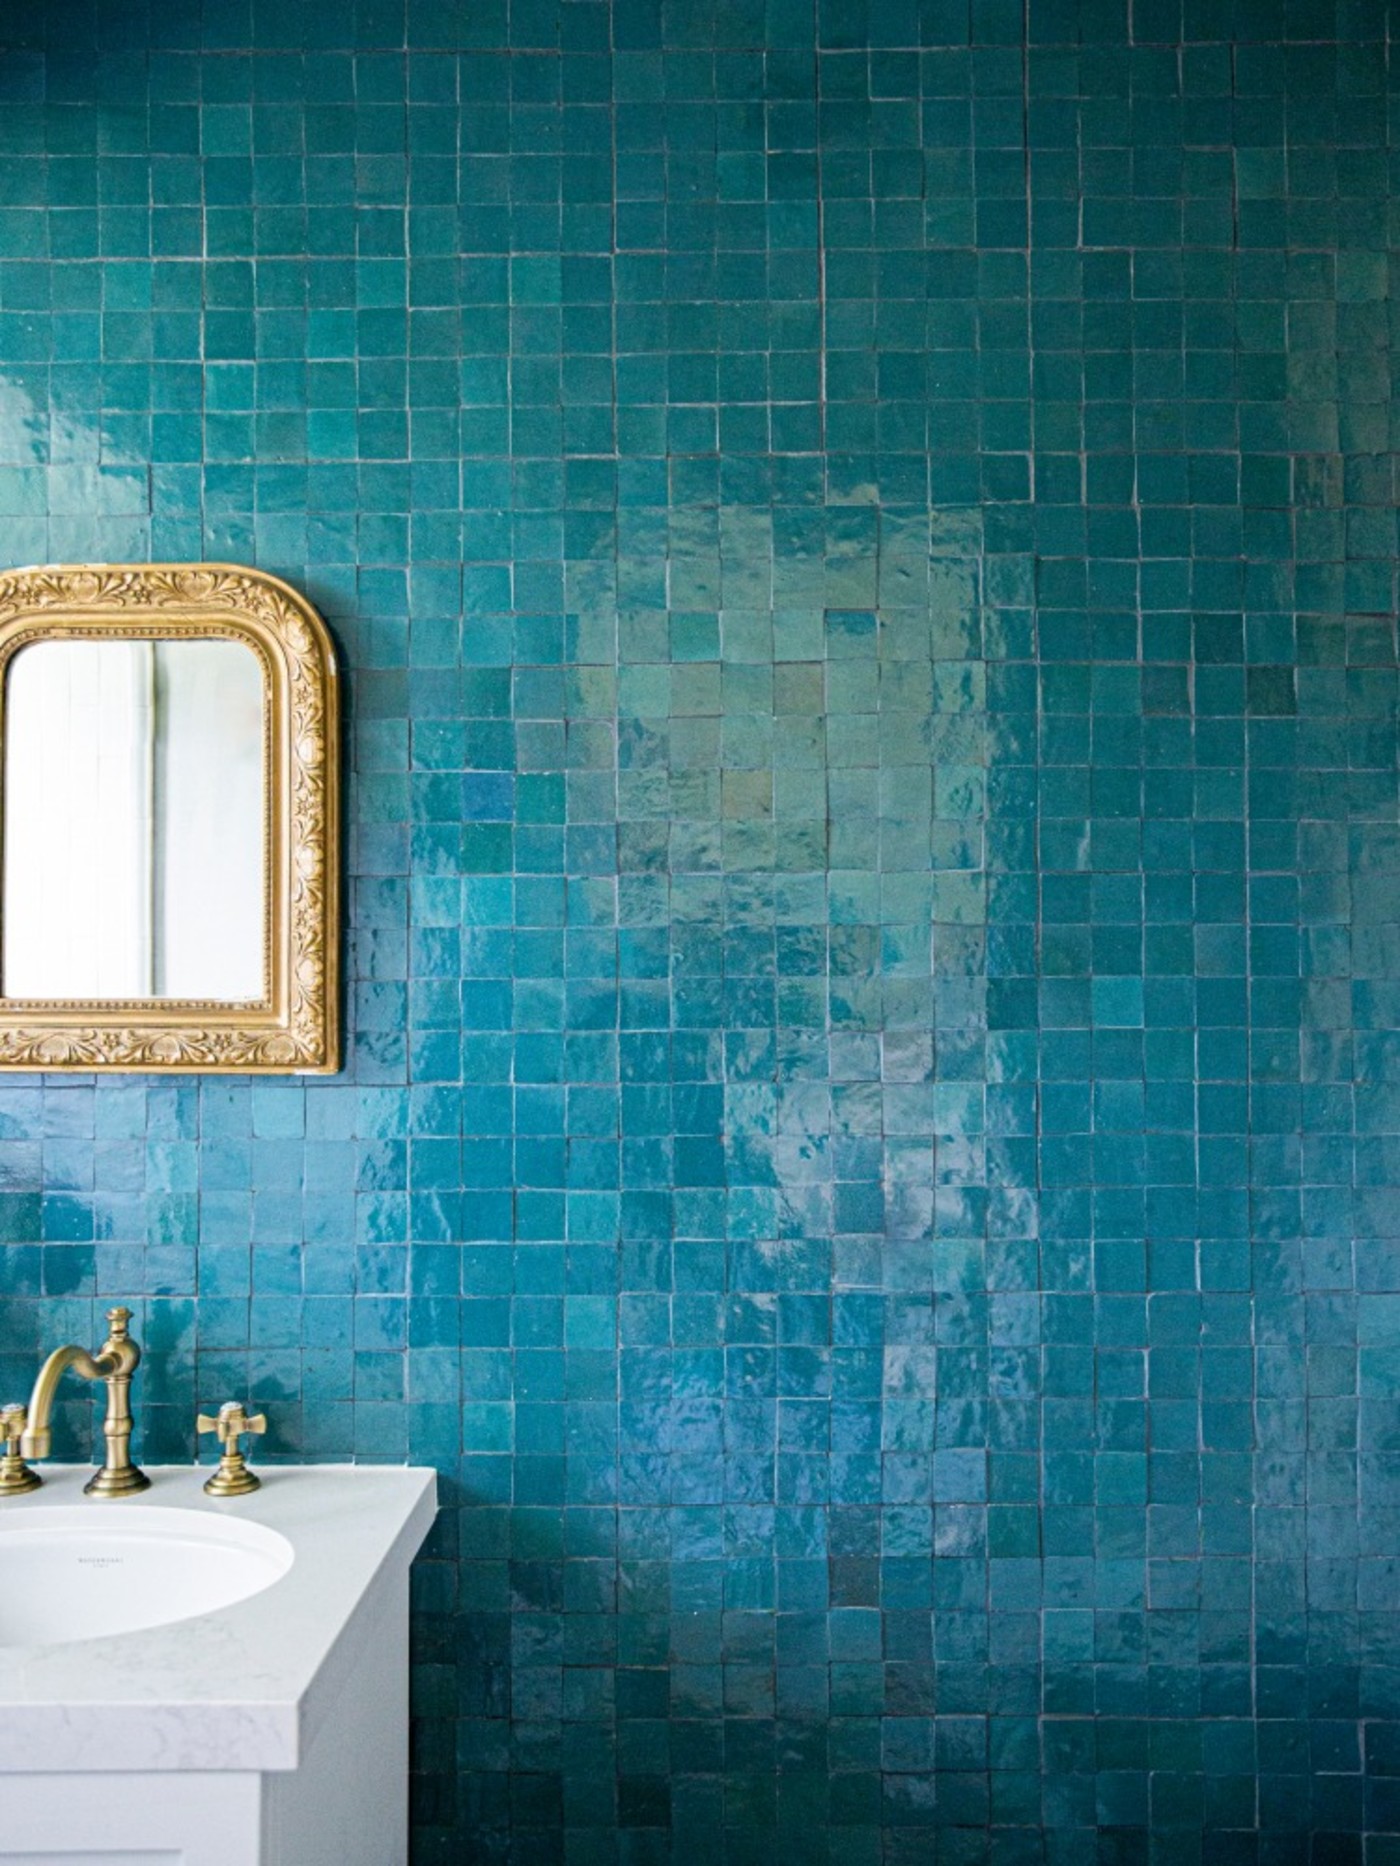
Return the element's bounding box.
[0,1505,293,1648]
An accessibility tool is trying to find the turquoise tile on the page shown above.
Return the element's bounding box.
[0,0,1398,1856]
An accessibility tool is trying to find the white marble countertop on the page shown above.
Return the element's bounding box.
[0,1464,437,1774]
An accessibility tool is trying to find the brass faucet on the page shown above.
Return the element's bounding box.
[17,1306,151,1498]
[197,1401,267,1497]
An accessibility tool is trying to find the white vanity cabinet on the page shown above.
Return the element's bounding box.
[0,1466,436,1866]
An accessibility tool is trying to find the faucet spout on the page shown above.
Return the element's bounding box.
[20,1344,109,1460]
[19,1307,150,1498]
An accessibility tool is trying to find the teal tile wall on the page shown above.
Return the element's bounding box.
[0,0,1398,1859]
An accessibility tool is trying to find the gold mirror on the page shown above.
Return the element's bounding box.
[0,564,339,1072]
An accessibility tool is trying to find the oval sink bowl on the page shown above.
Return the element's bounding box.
[0,1505,293,1647]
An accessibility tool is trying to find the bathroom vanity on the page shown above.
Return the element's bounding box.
[0,1465,436,1866]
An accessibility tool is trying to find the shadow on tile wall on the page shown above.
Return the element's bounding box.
[0,0,1398,1859]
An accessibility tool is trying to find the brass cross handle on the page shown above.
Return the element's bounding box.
[196,1402,267,1497]
[197,1401,267,1446]
[0,1404,40,1495]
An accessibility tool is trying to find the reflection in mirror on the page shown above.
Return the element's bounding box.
[3,640,266,1002]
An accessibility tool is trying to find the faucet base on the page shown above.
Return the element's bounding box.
[83,1463,151,1498]
[0,1451,41,1495]
[204,1463,261,1499]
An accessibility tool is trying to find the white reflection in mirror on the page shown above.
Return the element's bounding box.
[3,640,266,1002]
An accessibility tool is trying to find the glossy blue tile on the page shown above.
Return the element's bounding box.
[0,0,1397,1857]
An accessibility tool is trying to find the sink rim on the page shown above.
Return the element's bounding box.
[0,1500,296,1554]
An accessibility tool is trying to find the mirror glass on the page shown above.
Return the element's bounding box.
[2,639,266,1002]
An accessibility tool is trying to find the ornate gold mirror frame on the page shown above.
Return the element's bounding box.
[0,564,339,1073]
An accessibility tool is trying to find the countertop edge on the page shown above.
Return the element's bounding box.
[294,1468,439,1766]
